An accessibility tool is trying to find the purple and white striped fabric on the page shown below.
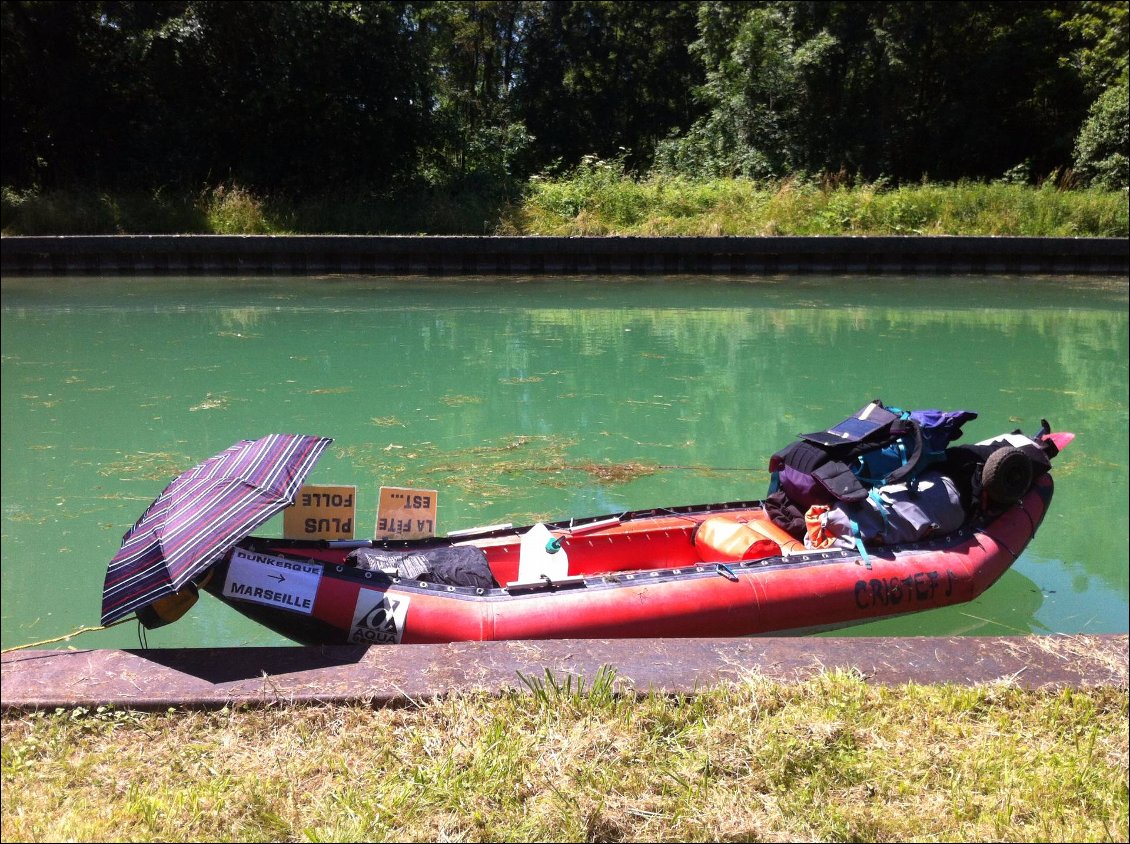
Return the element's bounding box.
[101,433,332,625]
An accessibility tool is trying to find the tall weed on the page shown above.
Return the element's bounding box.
[508,166,1129,237]
[202,185,276,234]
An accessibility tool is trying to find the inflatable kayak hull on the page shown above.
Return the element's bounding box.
[202,474,1054,645]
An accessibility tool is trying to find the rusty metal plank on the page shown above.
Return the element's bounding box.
[2,635,1126,711]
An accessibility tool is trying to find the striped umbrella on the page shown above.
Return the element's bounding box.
[101,433,333,625]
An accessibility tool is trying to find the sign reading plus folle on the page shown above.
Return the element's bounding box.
[283,484,357,540]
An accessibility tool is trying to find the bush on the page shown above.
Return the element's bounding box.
[1073,82,1130,190]
[202,186,275,234]
[1,187,208,235]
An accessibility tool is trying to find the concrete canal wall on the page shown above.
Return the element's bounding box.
[2,234,1127,275]
[3,635,1127,710]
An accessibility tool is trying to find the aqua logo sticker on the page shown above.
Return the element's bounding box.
[350,590,410,645]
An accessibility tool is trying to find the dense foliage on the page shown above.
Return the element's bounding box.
[2,0,1127,200]
[1074,81,1130,189]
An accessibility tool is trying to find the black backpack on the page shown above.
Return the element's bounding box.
[769,400,976,509]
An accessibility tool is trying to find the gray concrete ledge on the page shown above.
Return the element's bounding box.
[2,234,1127,276]
[3,635,1125,711]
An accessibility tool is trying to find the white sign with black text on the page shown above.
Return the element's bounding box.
[222,548,323,615]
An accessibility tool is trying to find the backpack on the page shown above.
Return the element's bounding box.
[769,400,977,510]
[815,470,967,550]
[347,545,496,589]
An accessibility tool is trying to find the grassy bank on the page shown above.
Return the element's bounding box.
[0,185,511,237]
[2,670,1127,842]
[511,172,1130,237]
[3,176,1127,237]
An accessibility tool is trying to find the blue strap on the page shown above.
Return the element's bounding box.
[850,519,872,570]
[868,488,887,518]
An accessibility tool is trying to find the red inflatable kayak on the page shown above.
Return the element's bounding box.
[200,470,1057,645]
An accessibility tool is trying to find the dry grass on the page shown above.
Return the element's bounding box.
[2,669,1127,842]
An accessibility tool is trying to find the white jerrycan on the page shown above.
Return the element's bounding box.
[517,523,570,582]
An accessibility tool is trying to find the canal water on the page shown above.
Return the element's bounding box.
[2,274,1127,649]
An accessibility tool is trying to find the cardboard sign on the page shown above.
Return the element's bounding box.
[283,484,357,539]
[222,548,323,615]
[375,486,437,539]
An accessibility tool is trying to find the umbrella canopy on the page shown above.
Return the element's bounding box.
[101,433,333,625]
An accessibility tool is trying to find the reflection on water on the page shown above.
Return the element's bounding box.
[2,275,1127,648]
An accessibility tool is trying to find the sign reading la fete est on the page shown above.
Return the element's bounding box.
[375,486,438,540]
[283,484,357,540]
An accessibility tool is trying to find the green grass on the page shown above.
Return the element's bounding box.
[3,175,1126,237]
[506,171,1130,237]
[3,669,1127,842]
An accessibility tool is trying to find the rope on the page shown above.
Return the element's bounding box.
[1,617,135,654]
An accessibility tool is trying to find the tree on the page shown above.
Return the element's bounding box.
[655,1,1088,183]
[419,1,536,192]
[134,1,435,192]
[654,1,817,178]
[2,0,1125,194]
[1061,1,1128,188]
[1,0,145,188]
[1058,0,1129,94]
[1,1,437,193]
[1073,81,1129,188]
[516,1,704,173]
